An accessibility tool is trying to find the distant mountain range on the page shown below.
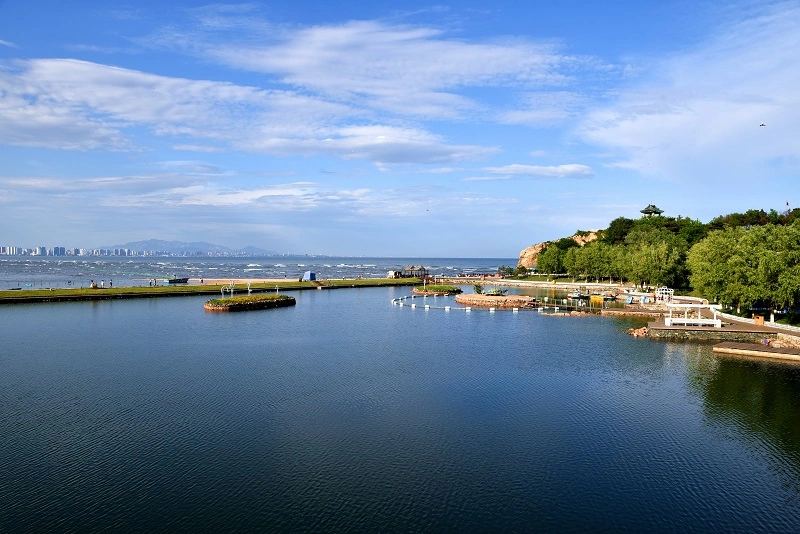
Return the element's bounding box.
[104,239,279,255]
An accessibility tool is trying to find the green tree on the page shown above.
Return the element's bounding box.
[563,247,577,278]
[624,228,688,287]
[687,224,800,313]
[537,246,562,276]
[603,217,635,245]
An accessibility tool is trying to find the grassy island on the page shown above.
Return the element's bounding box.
[204,294,296,312]
[411,285,462,296]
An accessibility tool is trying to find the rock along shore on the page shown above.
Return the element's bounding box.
[454,294,537,308]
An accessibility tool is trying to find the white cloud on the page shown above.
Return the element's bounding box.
[244,125,498,164]
[0,58,494,164]
[498,91,587,125]
[165,18,584,119]
[0,173,205,194]
[463,176,512,182]
[0,39,18,48]
[577,2,800,180]
[483,163,594,178]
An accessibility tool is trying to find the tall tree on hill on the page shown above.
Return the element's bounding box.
[536,246,562,277]
[603,217,635,245]
[623,228,687,288]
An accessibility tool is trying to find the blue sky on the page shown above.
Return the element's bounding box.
[1,1,798,256]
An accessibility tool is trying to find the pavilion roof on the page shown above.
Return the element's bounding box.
[640,204,664,215]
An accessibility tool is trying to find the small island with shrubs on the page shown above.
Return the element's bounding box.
[204,294,296,312]
[411,284,463,296]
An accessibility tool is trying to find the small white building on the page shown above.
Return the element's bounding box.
[664,303,722,328]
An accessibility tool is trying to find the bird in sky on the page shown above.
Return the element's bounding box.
[760,122,766,127]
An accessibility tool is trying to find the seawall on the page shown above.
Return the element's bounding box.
[647,328,777,343]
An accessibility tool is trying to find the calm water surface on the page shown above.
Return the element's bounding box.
[2,287,800,532]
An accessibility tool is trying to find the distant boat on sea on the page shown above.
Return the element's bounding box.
[166,276,189,284]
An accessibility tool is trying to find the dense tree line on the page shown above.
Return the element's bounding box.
[536,214,702,288]
[531,208,800,313]
[687,223,800,315]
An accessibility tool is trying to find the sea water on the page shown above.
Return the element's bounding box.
[0,256,517,289]
[2,286,800,532]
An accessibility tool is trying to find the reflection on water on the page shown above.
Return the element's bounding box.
[2,289,800,532]
[686,349,800,486]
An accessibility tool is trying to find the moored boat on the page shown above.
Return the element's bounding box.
[567,289,589,300]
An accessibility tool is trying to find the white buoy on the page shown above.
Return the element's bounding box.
[424,304,430,309]
[489,307,496,313]
[466,307,471,312]
[513,308,519,313]
[445,306,451,311]
[411,303,416,308]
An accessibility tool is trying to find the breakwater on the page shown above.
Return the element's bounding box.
[0,278,419,305]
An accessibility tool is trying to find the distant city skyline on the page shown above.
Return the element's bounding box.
[0,240,280,257]
[1,1,798,256]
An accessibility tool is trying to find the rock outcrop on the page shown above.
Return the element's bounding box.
[517,231,600,268]
[517,242,548,269]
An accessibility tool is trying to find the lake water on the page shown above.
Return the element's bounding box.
[2,286,800,532]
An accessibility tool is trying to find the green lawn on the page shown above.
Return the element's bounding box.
[0,278,420,303]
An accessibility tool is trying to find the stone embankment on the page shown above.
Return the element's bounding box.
[454,294,537,309]
[411,289,460,296]
[540,310,594,317]
[602,307,663,318]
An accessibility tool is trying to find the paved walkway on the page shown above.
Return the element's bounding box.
[713,342,800,362]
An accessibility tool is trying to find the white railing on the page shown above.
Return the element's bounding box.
[717,310,800,333]
[665,317,722,327]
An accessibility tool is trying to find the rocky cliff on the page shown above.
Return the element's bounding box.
[517,231,599,268]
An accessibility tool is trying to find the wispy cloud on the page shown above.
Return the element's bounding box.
[483,163,594,178]
[577,1,800,181]
[0,58,490,164]
[0,39,18,48]
[498,91,587,125]
[463,176,512,182]
[145,13,604,122]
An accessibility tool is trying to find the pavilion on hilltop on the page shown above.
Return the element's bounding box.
[640,204,664,217]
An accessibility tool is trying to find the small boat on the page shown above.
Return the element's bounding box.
[166,276,189,284]
[567,289,589,300]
